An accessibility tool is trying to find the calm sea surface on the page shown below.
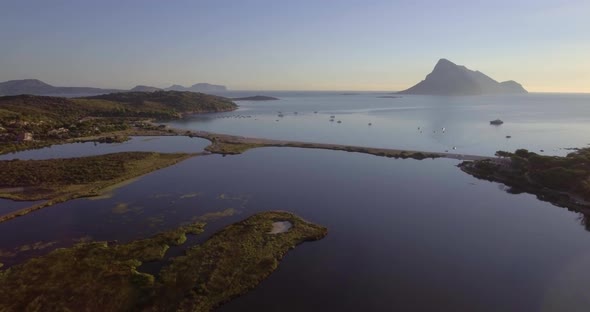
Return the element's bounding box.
[1,92,590,311]
[169,92,590,157]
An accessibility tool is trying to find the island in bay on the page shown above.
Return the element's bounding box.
[398,58,528,95]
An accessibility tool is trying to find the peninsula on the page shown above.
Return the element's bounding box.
[398,59,528,95]
[459,148,590,215]
[0,91,237,154]
[0,152,199,222]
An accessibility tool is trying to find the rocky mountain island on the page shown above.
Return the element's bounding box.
[398,59,527,95]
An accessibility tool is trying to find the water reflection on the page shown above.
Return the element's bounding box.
[167,92,590,157]
[2,147,590,311]
[0,136,210,160]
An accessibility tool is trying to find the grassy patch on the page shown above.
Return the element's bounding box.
[0,152,195,223]
[0,211,327,311]
[153,211,327,311]
[0,221,205,312]
[205,141,265,155]
[194,208,239,222]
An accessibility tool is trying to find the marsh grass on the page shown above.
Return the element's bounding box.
[0,211,327,312]
[0,152,196,223]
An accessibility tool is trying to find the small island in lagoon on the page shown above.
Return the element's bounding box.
[0,211,327,312]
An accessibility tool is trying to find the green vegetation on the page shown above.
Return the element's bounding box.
[0,92,237,154]
[204,137,441,160]
[205,141,266,154]
[0,211,327,312]
[0,152,196,223]
[460,148,590,215]
[0,152,192,200]
[193,208,239,222]
[85,91,237,116]
[153,211,328,311]
[0,222,205,312]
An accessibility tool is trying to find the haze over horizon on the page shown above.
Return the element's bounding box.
[1,0,588,93]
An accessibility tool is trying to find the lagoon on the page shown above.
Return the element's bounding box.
[1,147,589,311]
[0,136,209,160]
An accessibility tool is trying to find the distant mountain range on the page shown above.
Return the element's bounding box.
[0,79,228,96]
[165,83,227,93]
[398,59,527,95]
[0,79,123,96]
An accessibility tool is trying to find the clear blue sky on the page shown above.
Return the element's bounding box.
[1,0,588,92]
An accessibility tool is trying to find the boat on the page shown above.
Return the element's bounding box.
[490,119,504,125]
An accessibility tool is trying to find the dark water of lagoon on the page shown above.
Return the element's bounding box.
[1,148,589,311]
[0,136,210,214]
[0,199,45,215]
[168,92,590,157]
[0,136,210,160]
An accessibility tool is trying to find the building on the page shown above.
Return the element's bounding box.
[17,132,33,142]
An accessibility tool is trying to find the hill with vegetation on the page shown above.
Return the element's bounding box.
[85,90,236,115]
[0,91,237,148]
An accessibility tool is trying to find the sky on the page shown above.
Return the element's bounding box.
[0,0,588,92]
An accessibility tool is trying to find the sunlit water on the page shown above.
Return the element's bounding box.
[1,93,590,311]
[168,92,590,157]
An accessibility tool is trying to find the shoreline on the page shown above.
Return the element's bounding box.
[39,124,492,161]
[0,152,203,223]
[0,121,492,223]
[189,130,491,161]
